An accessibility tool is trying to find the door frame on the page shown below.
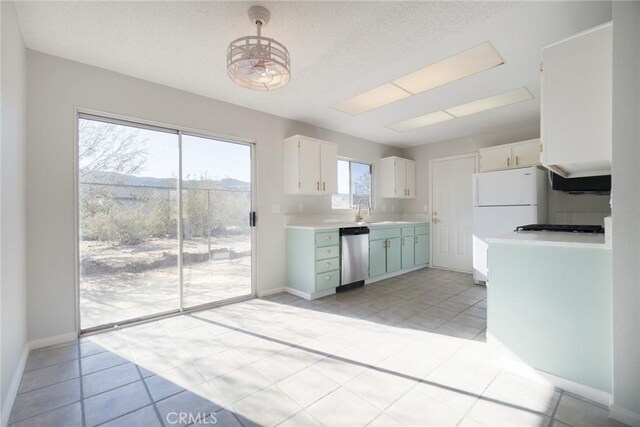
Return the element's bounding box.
[73,108,258,335]
[428,152,479,272]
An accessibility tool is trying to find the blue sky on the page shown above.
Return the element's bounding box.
[81,120,251,183]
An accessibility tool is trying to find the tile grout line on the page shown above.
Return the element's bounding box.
[76,341,88,427]
[548,390,564,426]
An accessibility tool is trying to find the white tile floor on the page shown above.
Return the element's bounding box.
[10,268,626,426]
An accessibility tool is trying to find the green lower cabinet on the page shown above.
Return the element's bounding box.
[368,224,429,280]
[386,237,401,273]
[401,236,415,269]
[415,234,429,265]
[369,239,387,278]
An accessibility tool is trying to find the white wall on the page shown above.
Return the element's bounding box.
[611,1,640,424]
[401,124,611,223]
[26,51,404,341]
[0,1,28,423]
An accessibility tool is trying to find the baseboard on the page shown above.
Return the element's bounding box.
[256,287,285,298]
[28,332,77,350]
[486,332,611,407]
[365,265,427,285]
[284,286,335,301]
[609,405,640,426]
[536,370,611,407]
[1,344,29,427]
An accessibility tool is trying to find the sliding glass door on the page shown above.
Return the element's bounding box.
[77,115,254,331]
[181,134,252,309]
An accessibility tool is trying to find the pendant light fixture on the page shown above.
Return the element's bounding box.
[227,6,291,91]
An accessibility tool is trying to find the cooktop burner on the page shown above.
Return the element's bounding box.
[515,224,605,234]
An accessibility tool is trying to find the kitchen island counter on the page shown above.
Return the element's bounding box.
[487,230,608,249]
[486,234,612,402]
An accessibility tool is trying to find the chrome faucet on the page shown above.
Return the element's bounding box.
[355,198,372,223]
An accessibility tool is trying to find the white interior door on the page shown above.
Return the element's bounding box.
[431,156,476,272]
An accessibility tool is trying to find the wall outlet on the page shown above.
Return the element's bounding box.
[272,204,281,214]
[298,203,304,213]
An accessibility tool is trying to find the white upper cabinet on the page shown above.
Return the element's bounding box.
[479,145,512,172]
[479,139,541,172]
[511,140,541,168]
[284,135,338,195]
[380,156,416,198]
[541,22,612,177]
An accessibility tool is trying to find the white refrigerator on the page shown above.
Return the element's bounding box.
[472,167,547,284]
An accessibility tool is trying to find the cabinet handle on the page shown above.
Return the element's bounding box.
[401,238,405,246]
[325,235,331,240]
[323,182,326,191]
[327,249,332,254]
[415,236,418,244]
[325,262,331,267]
[507,157,510,167]
[316,181,320,191]
[516,156,519,166]
[325,275,331,280]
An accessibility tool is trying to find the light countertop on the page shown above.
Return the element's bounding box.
[286,220,429,230]
[487,231,609,249]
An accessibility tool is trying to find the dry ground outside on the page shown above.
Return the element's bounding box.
[80,236,251,329]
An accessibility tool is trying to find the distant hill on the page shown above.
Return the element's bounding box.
[81,171,249,191]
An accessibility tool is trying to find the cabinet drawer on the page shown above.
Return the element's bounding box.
[315,245,339,260]
[402,227,414,236]
[316,231,339,247]
[415,225,429,235]
[316,257,339,274]
[370,227,401,241]
[316,270,340,291]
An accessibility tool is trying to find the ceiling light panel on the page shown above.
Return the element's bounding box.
[444,87,533,117]
[386,110,454,133]
[392,42,504,94]
[330,83,411,115]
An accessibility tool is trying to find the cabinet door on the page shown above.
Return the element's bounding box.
[369,240,387,278]
[479,145,512,172]
[394,159,406,197]
[511,140,541,168]
[386,237,401,274]
[320,143,338,194]
[405,160,416,198]
[299,138,321,194]
[542,24,611,175]
[401,237,414,269]
[414,234,429,266]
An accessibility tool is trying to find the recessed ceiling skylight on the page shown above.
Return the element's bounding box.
[445,87,533,117]
[392,42,504,95]
[387,87,534,133]
[331,42,504,115]
[386,111,454,132]
[330,83,411,116]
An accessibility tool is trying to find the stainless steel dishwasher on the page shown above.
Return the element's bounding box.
[339,226,370,290]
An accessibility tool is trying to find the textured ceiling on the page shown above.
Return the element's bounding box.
[15,1,612,147]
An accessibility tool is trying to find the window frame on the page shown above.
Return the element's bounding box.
[331,158,373,210]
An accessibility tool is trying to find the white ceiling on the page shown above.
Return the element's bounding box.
[15,1,612,147]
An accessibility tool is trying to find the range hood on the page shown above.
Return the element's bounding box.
[550,172,611,194]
